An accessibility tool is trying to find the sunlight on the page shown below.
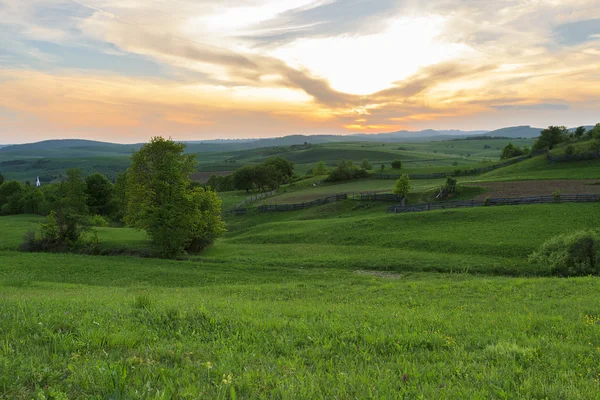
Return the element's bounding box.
[271,15,472,95]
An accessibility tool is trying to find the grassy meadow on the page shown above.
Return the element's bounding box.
[3,134,600,398]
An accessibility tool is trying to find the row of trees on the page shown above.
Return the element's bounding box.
[207,157,295,193]
[0,170,123,219]
[5,137,226,258]
[533,124,600,151]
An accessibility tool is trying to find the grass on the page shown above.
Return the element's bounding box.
[2,250,600,398]
[1,202,600,397]
[474,154,600,182]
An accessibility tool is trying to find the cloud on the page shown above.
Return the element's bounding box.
[1,0,600,142]
[492,103,570,111]
[553,18,600,46]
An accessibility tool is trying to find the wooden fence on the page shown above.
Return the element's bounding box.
[376,150,545,180]
[358,192,405,202]
[234,189,277,208]
[258,194,348,212]
[388,194,600,213]
[225,208,248,216]
[547,151,600,163]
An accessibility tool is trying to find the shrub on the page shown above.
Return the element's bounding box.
[391,160,402,169]
[88,214,109,227]
[360,159,372,170]
[529,230,600,276]
[564,144,575,156]
[326,160,369,182]
[552,190,561,202]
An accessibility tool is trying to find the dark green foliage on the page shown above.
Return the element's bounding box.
[0,180,24,215]
[574,126,587,139]
[564,144,576,156]
[533,126,568,150]
[206,174,234,192]
[232,166,257,192]
[85,173,115,217]
[444,177,458,194]
[231,157,295,192]
[125,137,225,258]
[530,230,600,276]
[326,160,369,182]
[391,160,402,169]
[0,173,4,185]
[500,143,529,159]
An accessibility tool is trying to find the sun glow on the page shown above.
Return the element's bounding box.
[271,16,472,95]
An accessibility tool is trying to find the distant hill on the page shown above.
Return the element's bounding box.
[484,126,543,138]
[0,139,142,159]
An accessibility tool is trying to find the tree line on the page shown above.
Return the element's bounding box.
[3,137,226,259]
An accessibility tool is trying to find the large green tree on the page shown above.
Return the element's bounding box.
[125,137,225,258]
[85,173,115,217]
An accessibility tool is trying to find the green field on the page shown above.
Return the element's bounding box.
[1,137,535,183]
[4,132,600,398]
[2,200,600,398]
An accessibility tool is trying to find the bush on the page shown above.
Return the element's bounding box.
[88,214,109,227]
[360,159,372,170]
[391,160,402,169]
[529,230,600,276]
[564,144,575,156]
[326,160,369,182]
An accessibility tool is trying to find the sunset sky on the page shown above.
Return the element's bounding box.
[1,0,599,143]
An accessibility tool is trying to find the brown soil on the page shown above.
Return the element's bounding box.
[466,180,600,199]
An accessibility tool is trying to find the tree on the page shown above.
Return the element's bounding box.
[51,169,90,244]
[262,157,294,188]
[0,173,4,186]
[391,160,402,169]
[574,126,587,139]
[501,143,528,159]
[393,175,411,198]
[326,160,368,182]
[233,166,257,192]
[125,137,225,258]
[380,164,385,171]
[314,161,328,175]
[360,159,373,170]
[0,180,24,215]
[85,173,115,217]
[533,126,568,150]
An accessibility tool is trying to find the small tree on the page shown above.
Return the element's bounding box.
[360,159,372,170]
[314,161,328,175]
[380,164,385,171]
[391,160,402,169]
[125,137,225,258]
[393,175,411,198]
[233,166,257,192]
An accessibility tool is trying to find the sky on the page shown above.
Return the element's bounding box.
[0,0,599,143]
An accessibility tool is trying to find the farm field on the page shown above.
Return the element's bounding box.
[2,200,600,398]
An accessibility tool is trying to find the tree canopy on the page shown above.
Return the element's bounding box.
[125,137,225,258]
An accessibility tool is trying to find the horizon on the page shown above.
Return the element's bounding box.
[0,124,559,146]
[1,1,599,143]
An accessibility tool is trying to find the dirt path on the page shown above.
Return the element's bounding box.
[466,180,600,199]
